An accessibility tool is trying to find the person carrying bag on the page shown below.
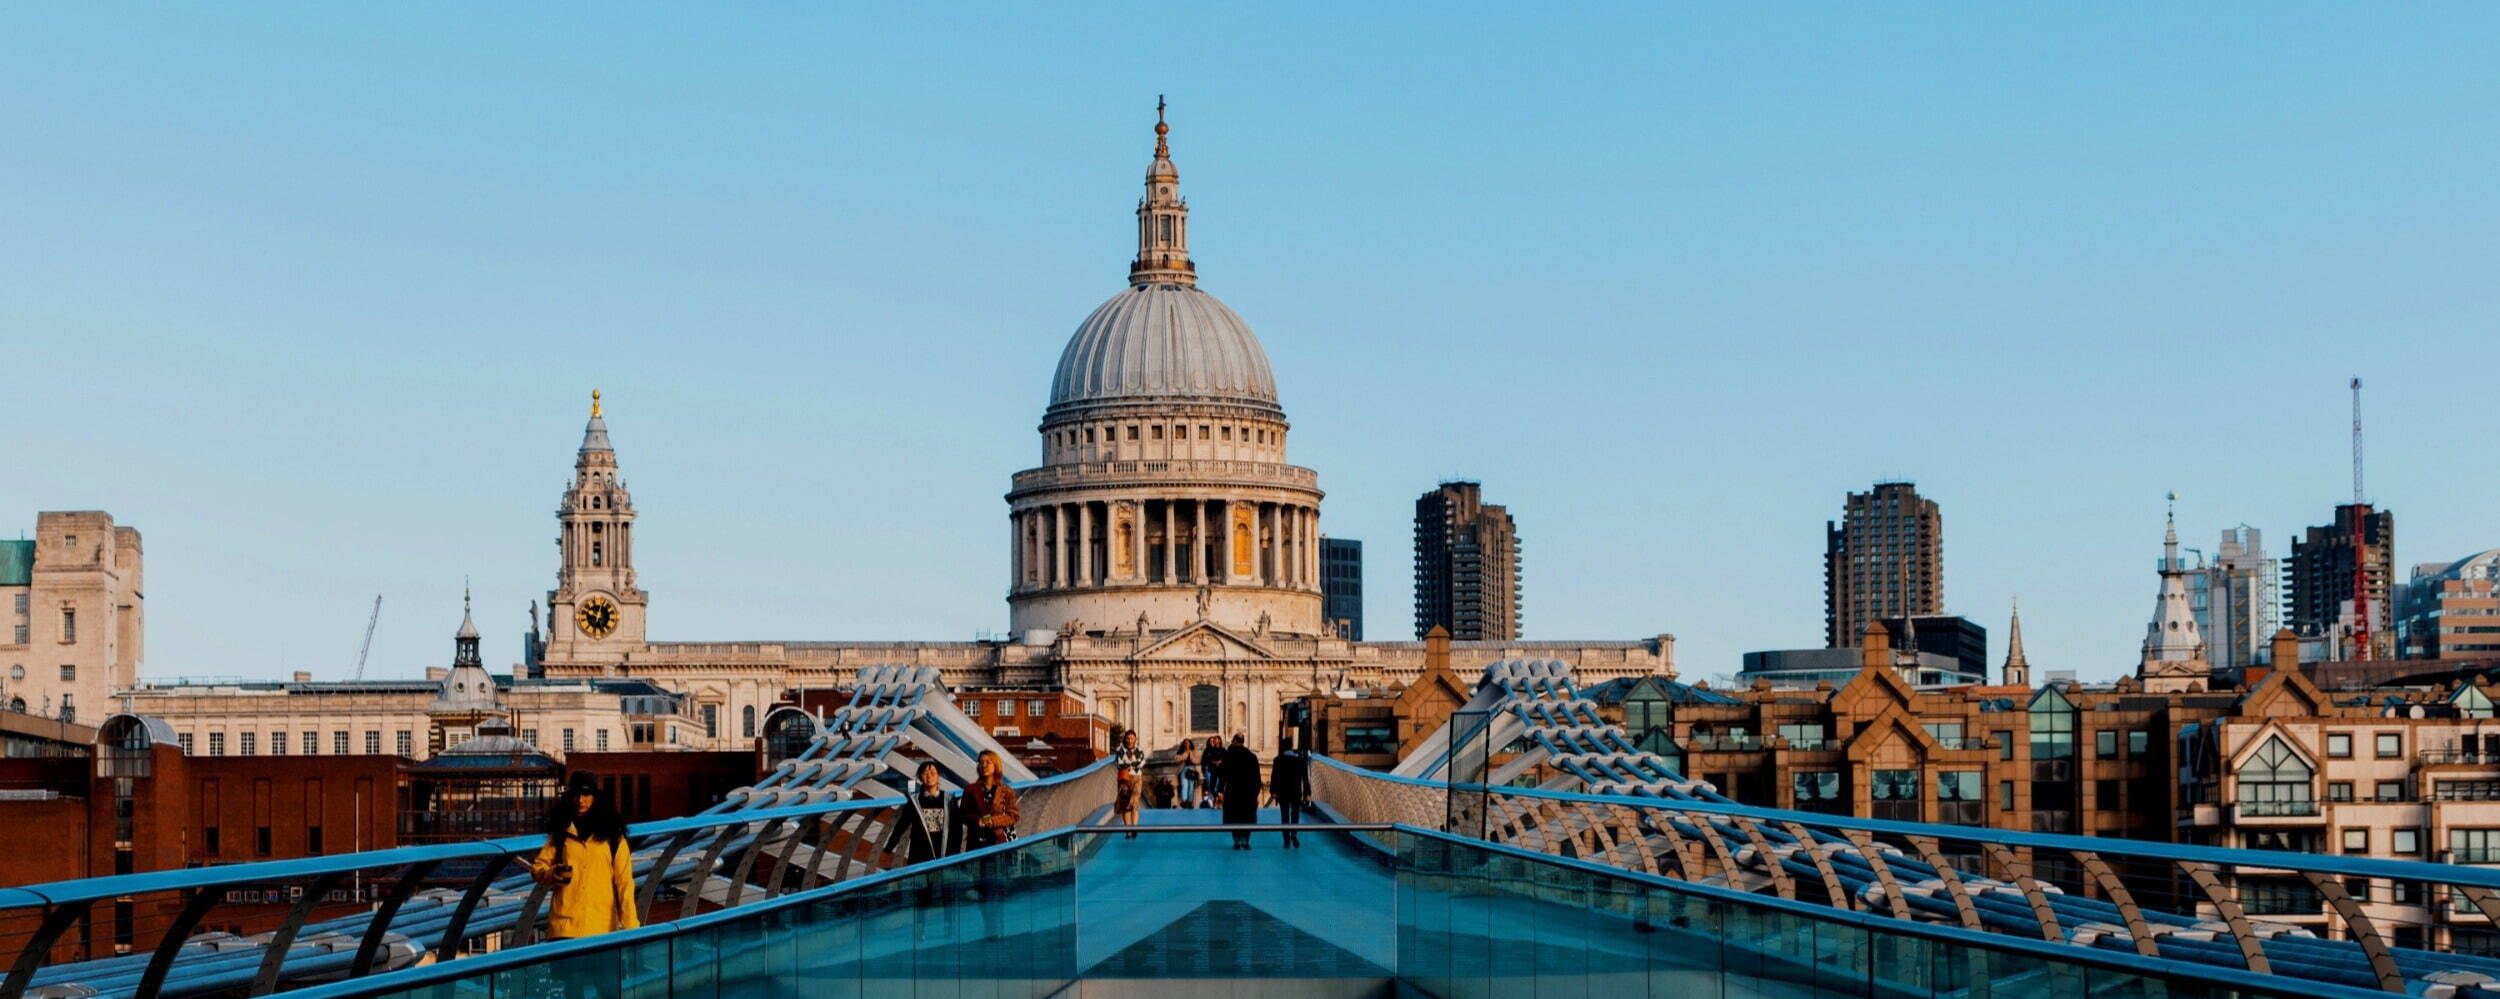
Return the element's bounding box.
[531,771,640,941]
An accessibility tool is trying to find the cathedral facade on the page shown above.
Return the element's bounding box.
[534,108,1674,753]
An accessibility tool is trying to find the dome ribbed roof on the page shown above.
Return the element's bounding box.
[1048,284,1278,413]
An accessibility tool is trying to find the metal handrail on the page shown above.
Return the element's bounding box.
[2,758,1113,999]
[1309,755,2500,891]
[265,818,2385,999]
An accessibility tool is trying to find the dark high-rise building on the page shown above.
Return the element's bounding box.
[1321,537,1364,640]
[1413,481,1521,640]
[1876,615,1988,680]
[2286,503,2396,660]
[1823,482,1943,648]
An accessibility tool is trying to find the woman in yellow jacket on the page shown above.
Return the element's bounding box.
[531,771,640,939]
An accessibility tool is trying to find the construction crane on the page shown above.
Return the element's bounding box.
[2350,377,2373,661]
[351,595,382,680]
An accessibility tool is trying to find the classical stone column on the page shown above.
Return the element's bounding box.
[1200,499,1220,584]
[1162,499,1177,585]
[1212,499,1229,584]
[1265,502,1279,586]
[1010,512,1022,591]
[1078,502,1094,587]
[1051,505,1067,587]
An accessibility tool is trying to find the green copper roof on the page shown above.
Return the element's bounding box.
[0,540,31,585]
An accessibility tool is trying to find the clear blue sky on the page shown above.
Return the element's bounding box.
[3,5,2494,685]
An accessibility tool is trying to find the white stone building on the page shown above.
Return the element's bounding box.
[529,105,1676,753]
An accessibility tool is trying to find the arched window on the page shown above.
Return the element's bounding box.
[761,709,816,767]
[742,705,757,738]
[6,697,23,713]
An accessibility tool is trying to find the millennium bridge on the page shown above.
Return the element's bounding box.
[9,662,2500,998]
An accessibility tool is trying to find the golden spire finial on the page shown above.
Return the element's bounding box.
[590,389,602,418]
[1154,94,1169,155]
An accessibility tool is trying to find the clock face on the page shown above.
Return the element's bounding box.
[575,596,619,639]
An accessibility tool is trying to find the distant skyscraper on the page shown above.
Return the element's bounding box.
[2286,503,2396,660]
[1413,481,1521,640]
[1823,482,1942,649]
[2190,526,2278,671]
[2396,550,2500,660]
[1875,615,1987,679]
[1321,537,1363,640]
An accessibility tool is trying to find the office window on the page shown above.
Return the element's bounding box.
[11,593,22,613]
[703,704,719,738]
[1999,779,2015,811]
[1791,771,1842,813]
[597,729,610,751]
[60,609,74,643]
[2129,730,2150,754]
[395,731,413,757]
[334,731,350,755]
[2342,828,2368,854]
[2096,730,2117,757]
[2393,828,2420,854]
[525,729,540,746]
[239,733,256,756]
[2345,878,2371,903]
[2452,829,2500,863]
[10,625,22,644]
[208,732,226,756]
[58,664,74,682]
[2327,733,2352,758]
[300,732,316,755]
[2377,780,2407,801]
[58,694,71,723]
[2328,781,2354,801]
[966,700,981,718]
[2393,880,2419,904]
[563,728,577,752]
[2095,779,2120,810]
[2377,733,2402,758]
[1995,731,2014,760]
[178,733,194,754]
[270,732,287,755]
[743,705,756,738]
[1028,699,1046,717]
[364,731,381,754]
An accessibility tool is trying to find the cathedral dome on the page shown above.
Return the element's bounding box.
[1048,283,1278,413]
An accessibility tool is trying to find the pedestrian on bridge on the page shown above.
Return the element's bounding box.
[531,771,641,941]
[1199,735,1226,807]
[883,761,963,864]
[960,750,1023,850]
[1268,738,1309,849]
[1219,733,1263,849]
[1112,730,1146,836]
[1173,739,1199,809]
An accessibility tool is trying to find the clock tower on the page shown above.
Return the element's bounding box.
[546,390,647,662]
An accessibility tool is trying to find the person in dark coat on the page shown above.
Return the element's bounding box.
[1267,739,1310,848]
[883,762,963,864]
[1219,733,1264,850]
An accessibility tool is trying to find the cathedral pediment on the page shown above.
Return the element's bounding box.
[1133,622,1279,661]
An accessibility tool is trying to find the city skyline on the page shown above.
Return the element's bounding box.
[6,6,2498,684]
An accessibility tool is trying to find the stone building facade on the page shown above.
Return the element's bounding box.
[529,107,1675,755]
[0,510,143,725]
